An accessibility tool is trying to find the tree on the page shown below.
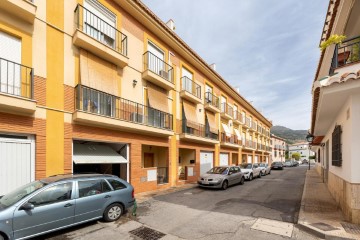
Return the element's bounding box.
[285,150,289,160]
[292,152,301,160]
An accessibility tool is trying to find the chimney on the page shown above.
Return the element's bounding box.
[166,19,175,31]
[209,63,216,71]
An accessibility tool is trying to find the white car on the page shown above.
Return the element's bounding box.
[239,163,262,181]
[259,163,271,175]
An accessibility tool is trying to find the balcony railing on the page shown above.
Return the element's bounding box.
[205,92,219,109]
[245,117,251,128]
[181,76,201,99]
[221,103,233,116]
[221,133,241,145]
[157,167,169,184]
[74,4,128,56]
[330,36,360,75]
[258,126,263,133]
[251,123,257,131]
[0,58,33,99]
[234,111,243,123]
[75,85,173,130]
[182,119,218,140]
[245,140,256,149]
[143,51,173,83]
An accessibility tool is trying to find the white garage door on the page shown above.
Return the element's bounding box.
[255,155,259,163]
[0,138,34,195]
[247,155,252,163]
[220,153,229,166]
[200,151,213,175]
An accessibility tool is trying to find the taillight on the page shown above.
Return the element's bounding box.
[132,189,134,199]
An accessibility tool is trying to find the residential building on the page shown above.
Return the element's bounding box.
[288,143,314,161]
[0,0,272,195]
[310,0,360,224]
[270,134,286,163]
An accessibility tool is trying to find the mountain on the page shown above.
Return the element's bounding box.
[270,126,308,144]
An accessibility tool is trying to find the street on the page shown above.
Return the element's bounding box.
[39,166,320,240]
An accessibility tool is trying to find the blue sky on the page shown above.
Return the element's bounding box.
[141,0,328,130]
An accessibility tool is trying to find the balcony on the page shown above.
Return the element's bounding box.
[244,140,257,149]
[0,0,36,24]
[250,123,257,132]
[243,117,251,129]
[0,58,36,115]
[73,85,173,136]
[180,76,201,104]
[220,103,233,120]
[220,133,241,149]
[204,92,220,113]
[233,111,243,124]
[142,51,174,90]
[257,126,263,134]
[73,4,128,68]
[330,36,360,75]
[180,119,219,144]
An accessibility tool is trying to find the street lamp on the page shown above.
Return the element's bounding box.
[306,132,314,170]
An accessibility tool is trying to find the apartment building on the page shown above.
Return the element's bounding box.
[270,134,286,163]
[288,143,314,161]
[0,0,271,195]
[310,0,360,224]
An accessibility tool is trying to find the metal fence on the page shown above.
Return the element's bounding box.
[181,76,201,99]
[182,119,218,140]
[143,51,173,83]
[330,36,360,75]
[205,92,219,109]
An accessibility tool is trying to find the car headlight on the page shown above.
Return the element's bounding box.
[213,178,222,182]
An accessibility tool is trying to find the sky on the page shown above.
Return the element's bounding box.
[141,0,329,130]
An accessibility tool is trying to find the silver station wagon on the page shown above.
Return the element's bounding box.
[0,174,135,240]
[198,166,245,190]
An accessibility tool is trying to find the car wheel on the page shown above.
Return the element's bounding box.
[258,173,261,178]
[269,170,271,175]
[0,234,4,240]
[222,180,228,190]
[249,174,253,181]
[103,203,123,222]
[239,177,245,185]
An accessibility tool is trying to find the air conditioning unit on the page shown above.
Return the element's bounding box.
[130,112,143,123]
[159,70,169,80]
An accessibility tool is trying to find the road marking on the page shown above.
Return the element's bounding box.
[251,218,294,237]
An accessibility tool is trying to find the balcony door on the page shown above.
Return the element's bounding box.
[182,67,193,93]
[205,84,212,103]
[148,41,165,75]
[221,96,227,112]
[0,31,21,96]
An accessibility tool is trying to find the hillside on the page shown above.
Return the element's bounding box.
[271,126,307,144]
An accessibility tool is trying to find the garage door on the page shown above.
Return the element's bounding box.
[0,138,34,195]
[247,155,252,163]
[200,151,213,175]
[255,155,259,163]
[220,153,229,166]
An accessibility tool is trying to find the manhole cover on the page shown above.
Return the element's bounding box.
[129,226,166,240]
[341,222,360,234]
[310,222,339,231]
[251,218,294,237]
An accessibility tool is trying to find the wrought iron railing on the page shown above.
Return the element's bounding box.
[221,103,233,117]
[251,123,257,131]
[245,140,256,149]
[74,4,128,56]
[0,58,33,99]
[157,167,168,184]
[330,36,360,75]
[205,92,219,109]
[143,51,173,83]
[245,117,251,128]
[181,119,218,140]
[221,133,241,145]
[233,110,243,123]
[75,85,173,130]
[181,76,201,99]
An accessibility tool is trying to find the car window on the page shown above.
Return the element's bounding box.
[107,179,127,190]
[28,183,72,207]
[240,163,252,169]
[229,167,235,173]
[78,180,111,198]
[253,164,258,168]
[234,167,240,173]
[207,167,229,175]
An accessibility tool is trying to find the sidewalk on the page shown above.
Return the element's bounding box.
[298,168,360,240]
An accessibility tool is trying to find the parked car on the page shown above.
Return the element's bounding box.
[239,163,262,181]
[302,159,309,164]
[0,174,135,240]
[259,163,271,175]
[284,161,292,167]
[198,166,245,190]
[271,161,284,170]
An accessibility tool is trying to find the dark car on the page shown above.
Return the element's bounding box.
[0,174,135,240]
[271,162,284,170]
[302,159,309,164]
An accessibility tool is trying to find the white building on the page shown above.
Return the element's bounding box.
[310,0,360,224]
[288,142,314,161]
[270,134,287,163]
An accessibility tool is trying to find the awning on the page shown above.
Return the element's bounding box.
[206,111,218,134]
[73,143,128,164]
[80,49,118,96]
[147,82,169,112]
[234,129,241,139]
[183,100,199,129]
[221,123,231,137]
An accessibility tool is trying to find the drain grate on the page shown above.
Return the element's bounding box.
[341,222,360,235]
[310,222,339,231]
[129,226,166,240]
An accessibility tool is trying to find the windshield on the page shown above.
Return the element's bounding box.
[260,164,265,167]
[240,163,252,169]
[0,181,47,208]
[207,167,229,175]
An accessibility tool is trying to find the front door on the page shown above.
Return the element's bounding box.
[13,182,75,239]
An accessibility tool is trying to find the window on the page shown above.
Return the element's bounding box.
[182,67,193,93]
[78,180,111,198]
[241,111,246,123]
[332,125,342,167]
[233,105,238,119]
[28,183,72,207]
[221,96,227,112]
[147,42,165,75]
[107,179,127,190]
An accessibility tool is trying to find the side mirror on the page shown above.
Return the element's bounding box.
[20,202,34,211]
[228,172,233,175]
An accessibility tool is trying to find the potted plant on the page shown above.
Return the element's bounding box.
[320,34,346,51]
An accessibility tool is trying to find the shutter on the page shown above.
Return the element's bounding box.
[147,82,168,112]
[205,111,218,134]
[221,123,231,137]
[182,100,199,129]
[332,125,342,166]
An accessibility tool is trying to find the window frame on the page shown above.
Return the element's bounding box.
[28,182,73,207]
